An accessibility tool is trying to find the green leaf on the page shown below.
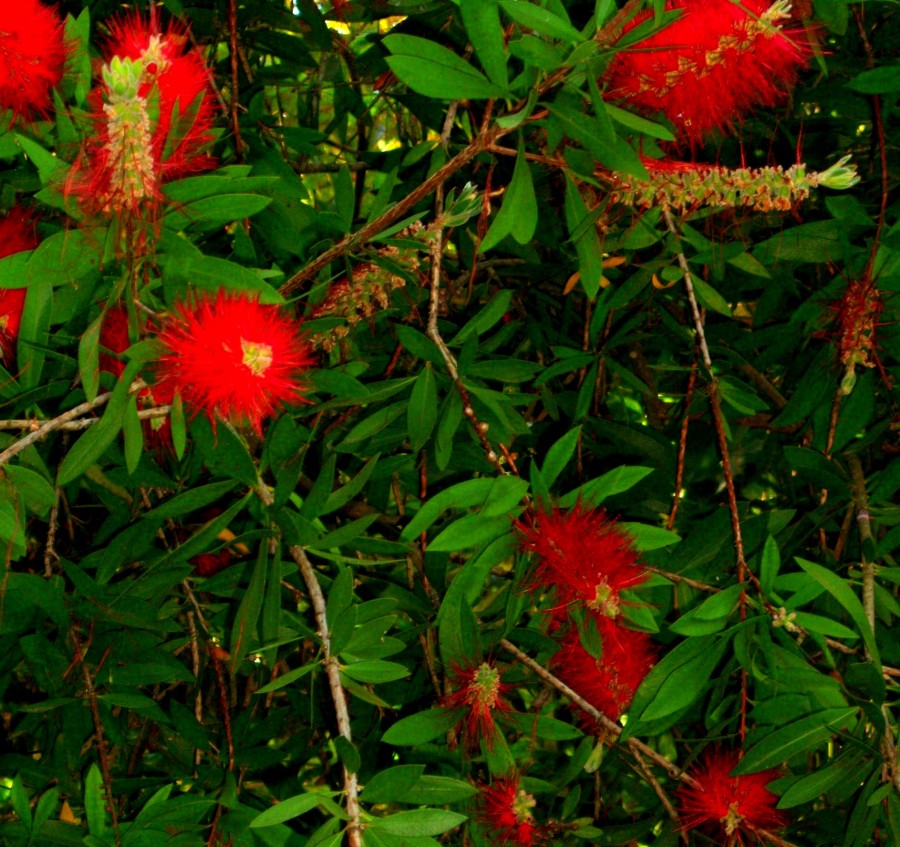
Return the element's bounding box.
[481,139,538,252]
[733,708,858,774]
[368,810,467,838]
[361,766,426,804]
[250,793,337,828]
[401,478,496,540]
[564,174,604,299]
[230,543,268,672]
[561,466,655,507]
[428,514,512,552]
[620,523,680,551]
[461,0,508,87]
[79,311,102,403]
[408,365,438,451]
[623,634,728,738]
[163,193,272,230]
[778,749,869,809]
[847,65,900,94]
[542,426,581,489]
[382,709,462,746]
[796,558,880,669]
[604,102,675,141]
[401,776,478,806]
[500,0,582,43]
[123,396,143,475]
[341,660,410,684]
[56,360,143,486]
[384,35,507,100]
[323,455,380,515]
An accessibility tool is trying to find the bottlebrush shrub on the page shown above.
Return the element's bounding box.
[0,3,897,847]
[604,0,810,149]
[0,1,68,123]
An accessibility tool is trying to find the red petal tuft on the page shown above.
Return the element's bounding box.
[0,1,68,122]
[677,748,787,845]
[551,619,655,724]
[478,776,544,847]
[156,291,315,434]
[516,504,646,623]
[439,660,513,750]
[0,208,39,367]
[604,0,811,149]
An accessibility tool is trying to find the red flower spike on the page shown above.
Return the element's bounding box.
[99,305,176,454]
[0,1,68,123]
[478,776,544,847]
[67,11,217,220]
[551,619,655,724]
[515,504,646,623]
[677,748,787,845]
[604,0,810,149]
[156,291,315,434]
[0,208,39,368]
[439,660,512,750]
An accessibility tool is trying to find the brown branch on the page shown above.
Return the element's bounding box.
[278,0,645,299]
[71,628,121,845]
[499,638,694,786]
[227,0,245,160]
[0,406,170,432]
[0,380,147,467]
[256,482,361,847]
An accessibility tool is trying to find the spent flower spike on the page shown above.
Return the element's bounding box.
[0,1,68,123]
[677,748,787,845]
[156,291,315,434]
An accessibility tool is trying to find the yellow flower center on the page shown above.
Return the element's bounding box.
[241,339,274,376]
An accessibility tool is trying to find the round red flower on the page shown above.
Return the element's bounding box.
[551,619,655,724]
[677,748,787,845]
[478,776,543,847]
[439,660,512,750]
[604,0,810,149]
[68,10,217,218]
[0,208,39,367]
[516,504,646,623]
[156,291,315,433]
[0,1,68,123]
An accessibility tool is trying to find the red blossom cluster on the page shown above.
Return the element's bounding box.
[677,748,786,845]
[477,775,544,847]
[0,208,39,369]
[439,660,512,750]
[605,0,810,150]
[516,504,654,725]
[0,1,68,124]
[156,292,315,434]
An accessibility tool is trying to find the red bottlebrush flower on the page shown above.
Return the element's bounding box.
[0,1,68,123]
[156,291,315,434]
[439,660,512,750]
[677,748,787,845]
[192,549,232,577]
[478,776,543,847]
[604,0,810,149]
[835,279,883,374]
[99,305,132,376]
[0,208,39,367]
[67,10,217,220]
[552,619,655,724]
[516,504,646,623]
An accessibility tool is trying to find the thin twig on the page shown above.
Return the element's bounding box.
[227,0,245,159]
[499,638,694,785]
[0,406,170,432]
[256,482,361,847]
[0,380,147,467]
[71,628,121,845]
